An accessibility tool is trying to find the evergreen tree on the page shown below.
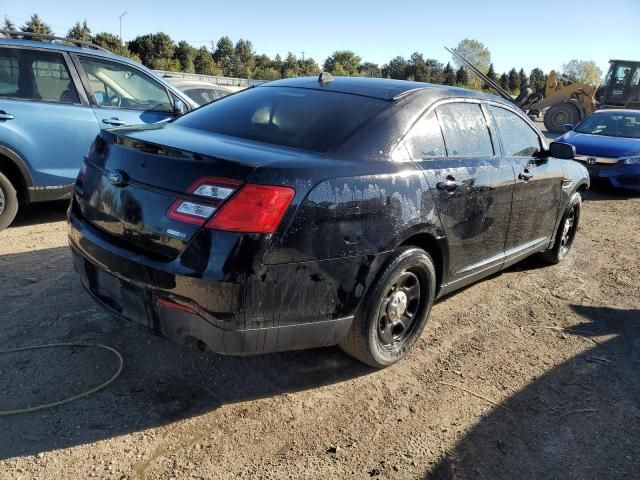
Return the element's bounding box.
[529,67,547,93]
[518,68,528,88]
[67,21,91,42]
[359,62,381,78]
[443,62,456,86]
[193,46,220,75]
[507,68,519,92]
[298,57,321,76]
[230,39,255,78]
[213,36,234,75]
[21,14,53,38]
[384,56,408,80]
[486,63,497,82]
[3,16,16,31]
[499,72,509,90]
[128,33,175,68]
[174,40,196,73]
[455,66,469,86]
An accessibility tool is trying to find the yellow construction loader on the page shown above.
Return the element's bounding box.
[447,47,640,133]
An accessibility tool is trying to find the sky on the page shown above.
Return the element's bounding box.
[3,0,640,75]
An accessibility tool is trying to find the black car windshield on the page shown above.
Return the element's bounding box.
[575,112,640,139]
[174,86,388,152]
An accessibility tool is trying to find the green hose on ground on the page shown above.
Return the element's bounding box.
[0,343,123,416]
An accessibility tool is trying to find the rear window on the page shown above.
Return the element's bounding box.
[175,86,388,152]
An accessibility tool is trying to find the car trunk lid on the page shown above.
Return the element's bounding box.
[74,124,308,259]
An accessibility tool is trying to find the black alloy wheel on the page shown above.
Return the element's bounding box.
[339,247,436,368]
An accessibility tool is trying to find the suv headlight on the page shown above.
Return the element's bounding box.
[620,156,640,165]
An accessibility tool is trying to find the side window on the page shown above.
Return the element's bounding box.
[436,103,494,157]
[77,56,173,113]
[489,106,541,157]
[0,48,79,104]
[406,111,446,158]
[185,88,214,105]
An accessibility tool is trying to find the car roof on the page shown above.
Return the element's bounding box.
[259,75,500,102]
[0,37,140,66]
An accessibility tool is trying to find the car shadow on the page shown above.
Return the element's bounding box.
[583,182,640,202]
[0,246,373,460]
[9,200,69,228]
[427,304,640,479]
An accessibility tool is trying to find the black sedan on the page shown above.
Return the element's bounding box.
[68,75,589,367]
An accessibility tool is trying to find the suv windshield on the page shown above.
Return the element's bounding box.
[175,86,388,152]
[575,112,640,139]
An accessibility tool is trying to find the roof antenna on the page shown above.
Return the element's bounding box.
[318,72,334,84]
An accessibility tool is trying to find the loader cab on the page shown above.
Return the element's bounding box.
[599,60,640,108]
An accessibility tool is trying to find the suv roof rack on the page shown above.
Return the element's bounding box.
[0,30,110,53]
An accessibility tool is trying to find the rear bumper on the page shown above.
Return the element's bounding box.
[67,206,375,355]
[71,246,352,355]
[585,163,640,191]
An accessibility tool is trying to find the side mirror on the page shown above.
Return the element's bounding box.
[564,123,574,131]
[549,141,575,160]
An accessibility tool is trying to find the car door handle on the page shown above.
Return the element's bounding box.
[518,170,534,181]
[0,111,15,120]
[102,118,126,126]
[436,176,461,192]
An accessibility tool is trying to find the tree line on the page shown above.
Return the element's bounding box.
[4,14,604,93]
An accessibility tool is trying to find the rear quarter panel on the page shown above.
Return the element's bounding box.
[263,166,446,264]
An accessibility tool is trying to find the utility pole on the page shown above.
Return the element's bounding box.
[118,11,127,45]
[300,51,305,61]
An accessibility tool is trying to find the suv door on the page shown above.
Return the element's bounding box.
[488,105,562,260]
[404,102,515,291]
[73,55,178,128]
[0,47,99,187]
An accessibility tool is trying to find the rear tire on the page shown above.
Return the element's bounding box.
[0,171,18,231]
[540,192,581,264]
[544,102,581,133]
[339,247,436,368]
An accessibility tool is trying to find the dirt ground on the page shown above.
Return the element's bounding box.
[1,165,639,479]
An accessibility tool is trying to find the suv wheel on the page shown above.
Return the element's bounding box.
[0,171,18,231]
[339,247,436,367]
[541,192,581,264]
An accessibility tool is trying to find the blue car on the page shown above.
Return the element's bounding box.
[0,32,197,230]
[556,109,640,191]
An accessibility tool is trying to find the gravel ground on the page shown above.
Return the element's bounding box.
[0,164,639,479]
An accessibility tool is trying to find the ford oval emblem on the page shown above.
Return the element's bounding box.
[107,170,126,187]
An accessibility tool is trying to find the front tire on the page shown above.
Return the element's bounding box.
[541,192,581,264]
[0,171,18,231]
[339,247,436,368]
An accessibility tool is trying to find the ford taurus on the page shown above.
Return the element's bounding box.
[68,75,589,367]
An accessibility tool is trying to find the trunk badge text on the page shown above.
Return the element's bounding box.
[107,170,127,187]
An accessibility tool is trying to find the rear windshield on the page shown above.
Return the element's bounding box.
[174,86,388,152]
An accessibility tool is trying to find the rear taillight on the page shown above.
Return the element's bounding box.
[167,177,242,226]
[206,184,295,233]
[167,177,295,234]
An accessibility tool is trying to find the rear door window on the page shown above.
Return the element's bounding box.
[489,106,541,156]
[175,86,388,152]
[436,103,494,157]
[0,48,79,103]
